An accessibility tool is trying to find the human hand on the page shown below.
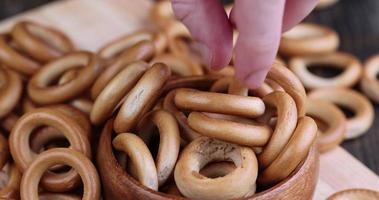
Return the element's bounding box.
[172,0,318,88]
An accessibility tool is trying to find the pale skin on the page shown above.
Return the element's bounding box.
[172,0,318,88]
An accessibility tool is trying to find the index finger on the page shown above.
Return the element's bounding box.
[232,0,286,89]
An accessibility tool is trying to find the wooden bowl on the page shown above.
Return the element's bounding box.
[97,119,319,200]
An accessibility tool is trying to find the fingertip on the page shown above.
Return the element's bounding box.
[234,36,278,89]
[243,69,269,89]
[209,40,233,70]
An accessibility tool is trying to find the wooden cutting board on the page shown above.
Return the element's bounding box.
[1,0,378,199]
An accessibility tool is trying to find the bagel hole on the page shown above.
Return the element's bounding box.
[46,65,83,86]
[337,105,355,118]
[248,90,256,96]
[148,129,160,159]
[138,123,161,159]
[199,161,236,178]
[29,126,70,153]
[182,110,191,117]
[29,127,72,173]
[27,24,68,53]
[45,139,70,149]
[48,163,72,173]
[112,129,161,176]
[46,74,67,85]
[307,64,343,78]
[115,151,128,170]
[258,108,278,128]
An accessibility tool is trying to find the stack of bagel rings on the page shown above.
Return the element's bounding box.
[280,21,376,150]
[0,1,376,199]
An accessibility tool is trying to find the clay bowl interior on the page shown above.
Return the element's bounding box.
[97,119,319,200]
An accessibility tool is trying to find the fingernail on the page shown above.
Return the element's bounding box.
[244,70,268,89]
[192,42,212,68]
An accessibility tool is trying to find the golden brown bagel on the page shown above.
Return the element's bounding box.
[20,148,100,200]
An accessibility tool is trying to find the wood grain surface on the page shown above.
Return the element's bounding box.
[0,0,378,199]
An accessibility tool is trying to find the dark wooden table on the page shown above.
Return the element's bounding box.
[1,0,378,174]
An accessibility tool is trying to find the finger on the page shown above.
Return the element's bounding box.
[232,0,286,89]
[172,0,233,69]
[282,0,319,31]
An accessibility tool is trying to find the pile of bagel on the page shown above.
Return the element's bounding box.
[280,22,376,152]
[0,1,376,200]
